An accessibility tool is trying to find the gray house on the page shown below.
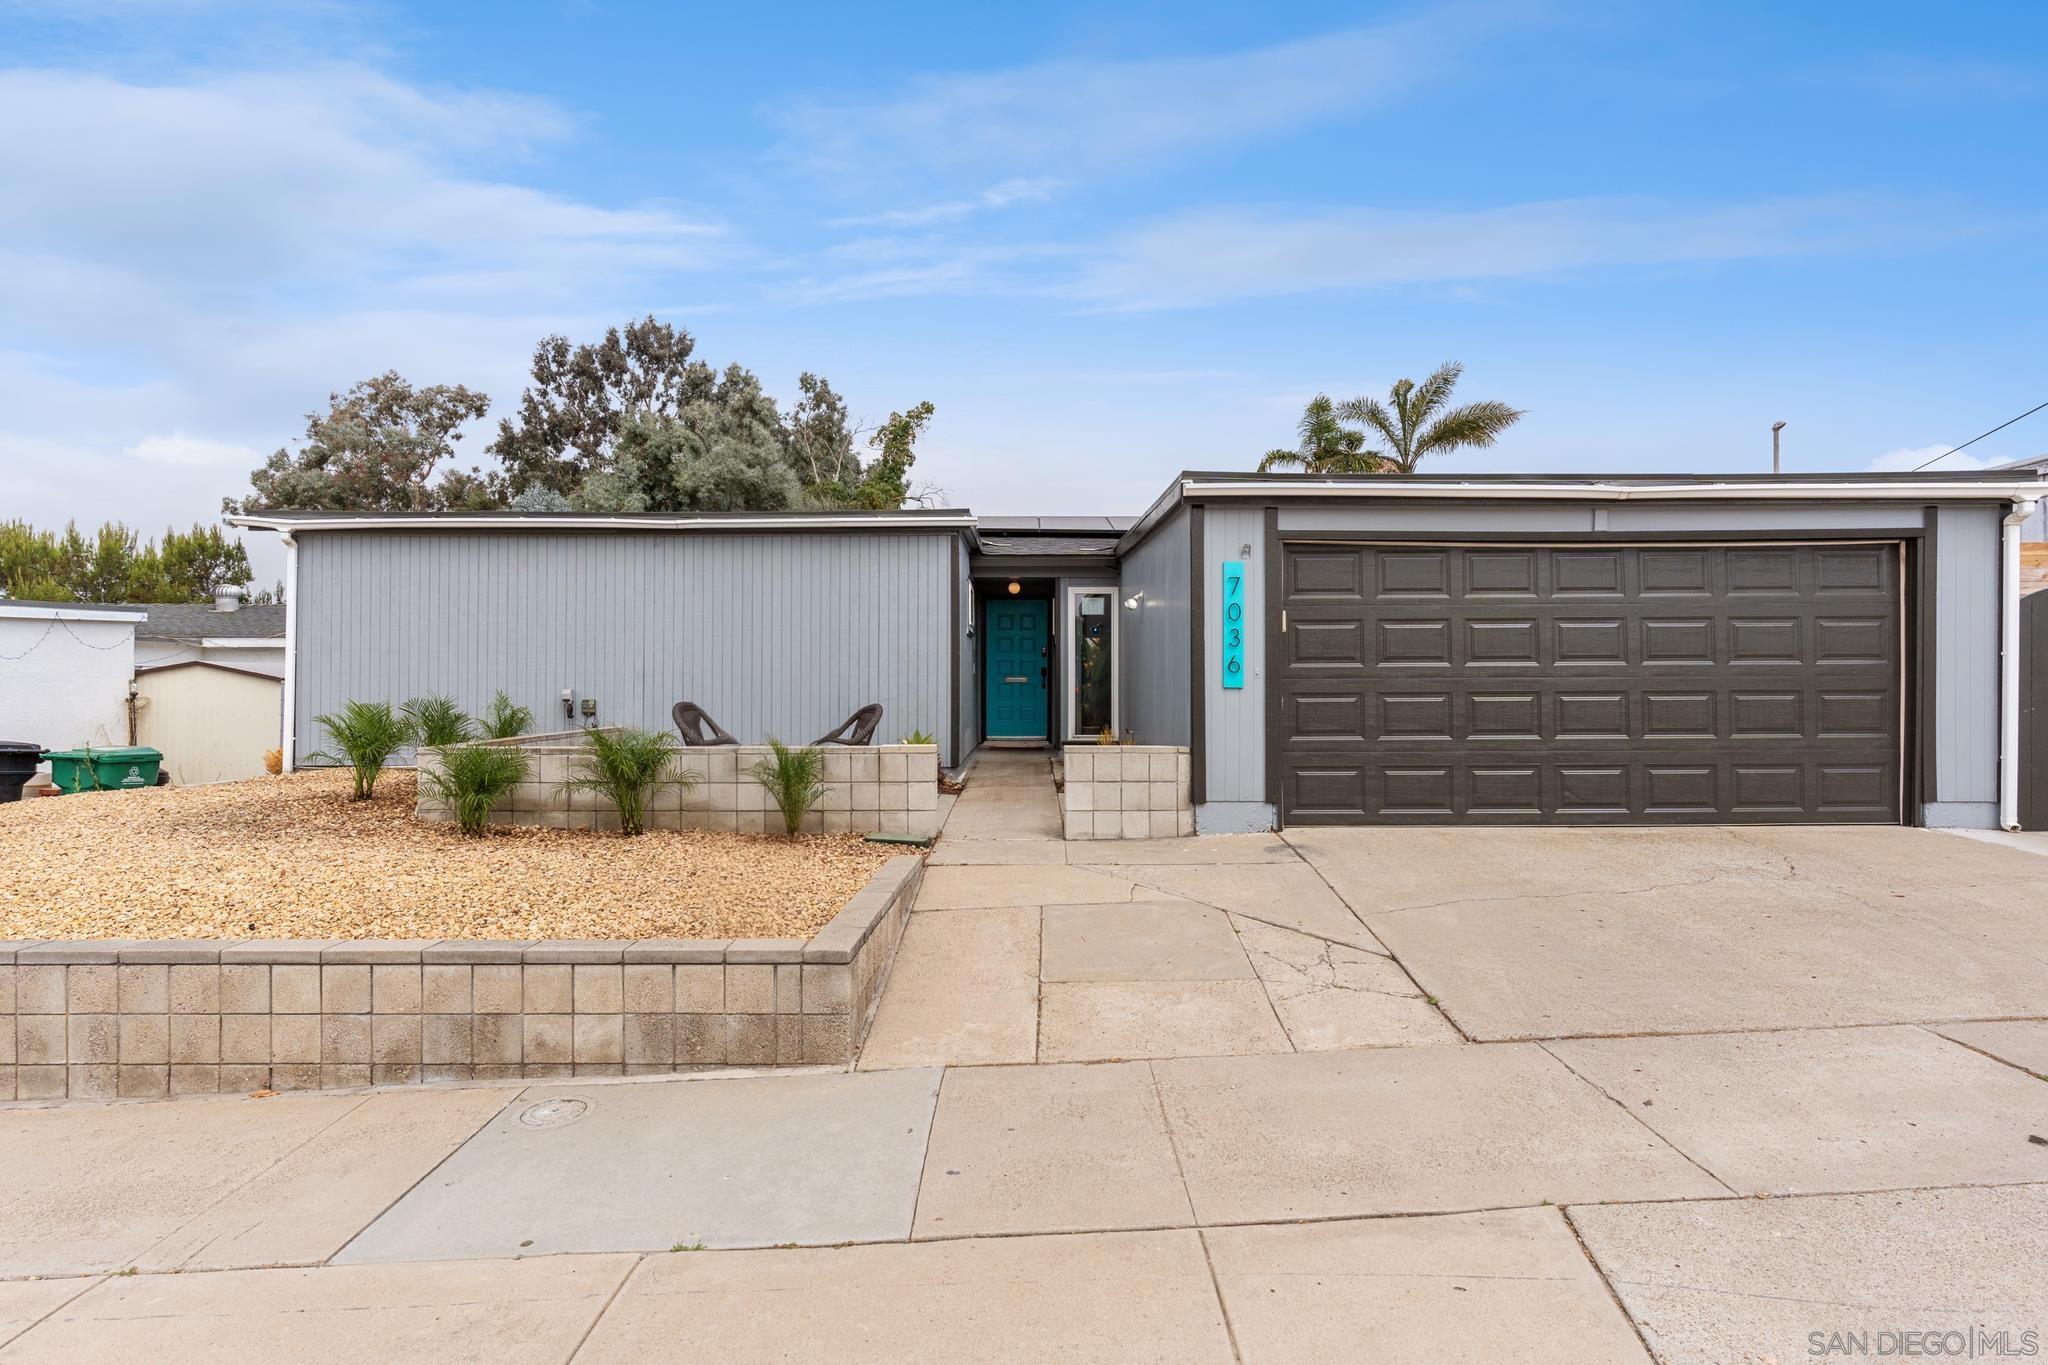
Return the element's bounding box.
[231,467,2047,833]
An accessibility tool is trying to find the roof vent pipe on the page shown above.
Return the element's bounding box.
[213,584,244,613]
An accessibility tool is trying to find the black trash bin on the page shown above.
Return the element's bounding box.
[0,741,42,803]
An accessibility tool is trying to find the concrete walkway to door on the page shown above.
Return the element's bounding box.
[863,749,1457,1067]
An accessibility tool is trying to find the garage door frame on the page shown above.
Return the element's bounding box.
[1263,523,1929,828]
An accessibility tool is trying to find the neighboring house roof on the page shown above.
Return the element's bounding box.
[137,603,286,642]
[977,516,1138,534]
[976,533,1123,557]
[225,508,975,533]
[1997,454,2048,472]
[0,599,146,623]
[134,659,284,683]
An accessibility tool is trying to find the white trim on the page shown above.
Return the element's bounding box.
[1062,585,1120,742]
[195,637,285,649]
[226,512,977,533]
[0,603,146,624]
[280,532,299,773]
[2000,498,2038,830]
[1180,477,2048,502]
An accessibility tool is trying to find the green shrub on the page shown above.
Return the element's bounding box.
[308,701,414,800]
[559,727,694,836]
[402,694,476,747]
[424,743,531,836]
[481,690,534,740]
[903,728,935,746]
[751,739,829,837]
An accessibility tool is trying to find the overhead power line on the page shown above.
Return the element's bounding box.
[1913,398,2048,471]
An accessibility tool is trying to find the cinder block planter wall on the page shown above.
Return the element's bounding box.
[0,857,923,1102]
[1061,746,1193,839]
[416,731,941,837]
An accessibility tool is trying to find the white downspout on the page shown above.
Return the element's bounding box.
[1999,499,2037,829]
[280,531,299,773]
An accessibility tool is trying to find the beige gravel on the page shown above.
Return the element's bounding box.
[0,770,899,942]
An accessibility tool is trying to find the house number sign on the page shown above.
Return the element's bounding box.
[1220,559,1246,689]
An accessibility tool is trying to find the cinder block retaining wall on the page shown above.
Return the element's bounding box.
[0,857,922,1102]
[1060,746,1193,840]
[417,732,940,837]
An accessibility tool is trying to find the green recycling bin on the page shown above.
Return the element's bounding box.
[40,746,163,794]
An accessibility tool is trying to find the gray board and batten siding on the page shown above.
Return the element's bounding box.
[291,527,965,767]
[1116,503,1192,748]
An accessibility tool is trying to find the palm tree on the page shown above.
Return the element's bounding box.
[1256,395,1389,474]
[1335,362,1522,474]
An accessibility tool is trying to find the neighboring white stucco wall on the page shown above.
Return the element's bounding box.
[0,605,142,776]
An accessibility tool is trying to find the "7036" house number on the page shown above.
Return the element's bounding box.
[1220,559,1246,689]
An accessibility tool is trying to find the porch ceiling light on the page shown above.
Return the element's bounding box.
[1006,580,1021,595]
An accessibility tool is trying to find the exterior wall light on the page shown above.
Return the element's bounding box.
[1123,591,1144,610]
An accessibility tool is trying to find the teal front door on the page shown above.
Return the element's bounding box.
[984,599,1050,739]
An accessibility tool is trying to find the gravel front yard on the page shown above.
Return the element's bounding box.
[0,770,899,942]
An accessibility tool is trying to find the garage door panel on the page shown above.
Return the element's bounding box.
[1552,549,1625,595]
[1276,543,1902,825]
[1378,551,1451,597]
[1288,618,1363,665]
[1467,550,1539,595]
[1639,549,1711,594]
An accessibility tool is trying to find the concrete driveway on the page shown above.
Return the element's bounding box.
[1285,824,2048,1040]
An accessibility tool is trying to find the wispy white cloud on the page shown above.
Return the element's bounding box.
[825,177,1065,229]
[775,5,1525,189]
[0,67,721,310]
[126,433,265,465]
[1072,196,1969,309]
[779,194,1977,310]
[1805,53,2046,104]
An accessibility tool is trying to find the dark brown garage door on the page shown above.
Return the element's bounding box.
[1274,542,1903,825]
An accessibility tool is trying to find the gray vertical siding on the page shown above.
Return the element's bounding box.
[1202,504,1268,801]
[294,529,961,766]
[1116,506,1191,746]
[1934,504,2001,808]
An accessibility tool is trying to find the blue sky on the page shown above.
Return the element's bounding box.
[3,0,2045,577]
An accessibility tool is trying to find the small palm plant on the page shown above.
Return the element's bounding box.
[424,743,531,836]
[481,690,534,740]
[309,700,414,800]
[560,727,693,836]
[751,739,829,837]
[402,694,476,747]
[1257,394,1383,474]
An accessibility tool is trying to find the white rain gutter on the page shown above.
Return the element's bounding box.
[0,603,147,623]
[280,531,298,773]
[1178,477,2048,502]
[2000,498,2039,830]
[224,512,978,533]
